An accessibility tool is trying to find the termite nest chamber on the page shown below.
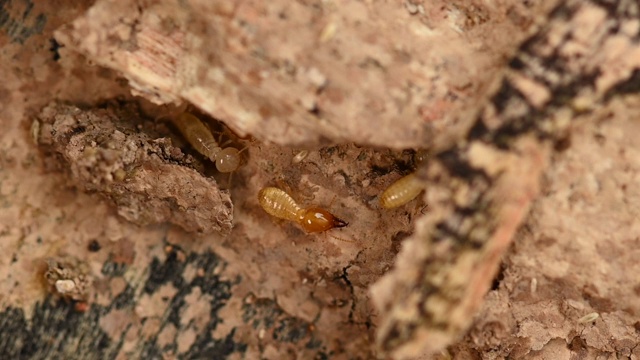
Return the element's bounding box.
[40,98,431,237]
[160,104,430,223]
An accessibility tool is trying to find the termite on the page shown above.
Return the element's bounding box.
[258,187,348,234]
[171,112,245,173]
[292,150,310,164]
[379,149,428,209]
[578,312,599,324]
[380,173,424,209]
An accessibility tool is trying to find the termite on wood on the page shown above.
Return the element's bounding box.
[258,187,348,233]
[578,312,599,324]
[171,112,245,173]
[380,173,424,209]
[379,150,428,209]
[292,150,310,164]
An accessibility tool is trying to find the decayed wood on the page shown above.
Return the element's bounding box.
[370,0,640,357]
[53,0,538,149]
[37,102,234,235]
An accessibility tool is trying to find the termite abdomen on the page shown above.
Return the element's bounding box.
[258,187,301,222]
[171,112,219,157]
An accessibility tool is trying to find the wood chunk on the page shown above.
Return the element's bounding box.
[36,102,233,235]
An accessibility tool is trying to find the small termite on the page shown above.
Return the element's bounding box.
[578,312,599,324]
[292,150,310,164]
[31,119,40,144]
[258,187,348,233]
[379,173,424,209]
[171,112,244,173]
[379,150,428,209]
[530,277,538,294]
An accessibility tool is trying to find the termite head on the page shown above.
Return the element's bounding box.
[300,207,348,233]
[215,147,241,173]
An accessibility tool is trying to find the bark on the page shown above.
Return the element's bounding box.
[53,0,540,149]
[371,0,640,357]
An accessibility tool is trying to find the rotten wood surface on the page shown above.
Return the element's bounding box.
[53,0,546,149]
[36,102,234,235]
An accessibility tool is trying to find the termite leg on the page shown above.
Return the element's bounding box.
[237,146,249,155]
[225,171,233,190]
[325,232,354,243]
[216,129,224,145]
[219,139,233,148]
[327,194,338,208]
[220,148,248,189]
[275,179,296,201]
[417,203,429,215]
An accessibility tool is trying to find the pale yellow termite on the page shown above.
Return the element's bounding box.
[578,312,599,324]
[379,150,428,209]
[171,112,244,173]
[258,187,348,233]
[292,150,310,164]
[379,173,425,209]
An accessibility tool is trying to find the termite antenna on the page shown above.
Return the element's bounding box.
[226,171,234,190]
[328,194,337,208]
[237,146,249,155]
[328,233,354,243]
[215,129,225,145]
